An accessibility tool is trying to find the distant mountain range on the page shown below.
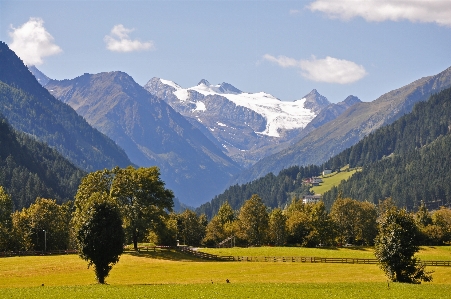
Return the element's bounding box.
[45,72,241,207]
[232,66,451,185]
[0,42,133,173]
[19,38,451,208]
[145,78,358,168]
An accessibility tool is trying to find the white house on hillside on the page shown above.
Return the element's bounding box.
[303,195,322,204]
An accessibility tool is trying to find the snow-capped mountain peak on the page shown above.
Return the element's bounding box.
[197,79,210,86]
[148,78,329,138]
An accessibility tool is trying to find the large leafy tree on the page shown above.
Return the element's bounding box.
[77,200,125,284]
[73,166,174,250]
[285,200,335,247]
[331,197,377,245]
[203,202,236,247]
[268,208,287,246]
[307,201,335,247]
[374,207,433,283]
[431,207,451,244]
[237,194,269,246]
[176,209,207,246]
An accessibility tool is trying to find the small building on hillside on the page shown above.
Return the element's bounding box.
[322,169,332,176]
[303,194,322,204]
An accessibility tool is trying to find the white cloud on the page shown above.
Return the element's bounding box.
[289,9,301,15]
[262,54,302,68]
[9,17,62,66]
[308,0,451,27]
[263,54,367,84]
[104,24,154,52]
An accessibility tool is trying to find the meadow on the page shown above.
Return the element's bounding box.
[311,168,358,195]
[1,247,450,298]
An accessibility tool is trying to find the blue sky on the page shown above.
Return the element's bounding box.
[1,0,451,103]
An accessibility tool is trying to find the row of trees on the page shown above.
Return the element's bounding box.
[2,184,451,253]
[202,196,451,248]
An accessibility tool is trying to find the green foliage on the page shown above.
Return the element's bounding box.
[73,166,174,250]
[77,201,125,284]
[330,197,377,245]
[268,208,287,246]
[197,165,320,219]
[203,202,237,247]
[175,210,207,246]
[374,207,433,283]
[10,198,72,251]
[236,194,269,246]
[431,207,451,244]
[285,200,334,247]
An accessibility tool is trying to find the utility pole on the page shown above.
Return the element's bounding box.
[43,230,46,252]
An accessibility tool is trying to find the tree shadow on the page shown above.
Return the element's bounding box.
[124,249,218,262]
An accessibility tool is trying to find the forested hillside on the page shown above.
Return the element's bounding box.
[197,165,321,219]
[232,66,451,186]
[200,87,451,218]
[322,87,451,210]
[0,115,85,210]
[0,42,133,172]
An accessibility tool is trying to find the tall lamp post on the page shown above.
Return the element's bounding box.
[43,230,46,252]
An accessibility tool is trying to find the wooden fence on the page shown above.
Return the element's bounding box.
[177,247,225,260]
[2,247,450,267]
[224,256,451,266]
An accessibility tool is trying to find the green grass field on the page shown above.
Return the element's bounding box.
[201,246,451,261]
[311,168,358,195]
[1,247,450,298]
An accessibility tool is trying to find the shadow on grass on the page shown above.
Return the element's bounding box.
[123,249,217,262]
[341,246,373,252]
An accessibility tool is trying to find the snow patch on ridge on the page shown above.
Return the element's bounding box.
[160,79,182,90]
[194,101,206,112]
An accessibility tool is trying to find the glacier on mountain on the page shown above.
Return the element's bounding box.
[158,79,316,137]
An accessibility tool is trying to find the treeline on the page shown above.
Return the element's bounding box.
[3,183,450,251]
[201,196,450,248]
[197,165,321,219]
[0,116,85,210]
[322,87,451,210]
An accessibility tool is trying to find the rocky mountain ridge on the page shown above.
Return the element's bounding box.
[45,71,241,206]
[145,78,342,167]
[232,65,451,185]
[0,42,132,173]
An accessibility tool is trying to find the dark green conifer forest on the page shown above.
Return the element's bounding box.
[0,115,84,210]
[197,165,321,219]
[322,87,451,210]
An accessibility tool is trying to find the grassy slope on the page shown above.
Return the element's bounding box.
[1,247,450,298]
[310,168,358,195]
